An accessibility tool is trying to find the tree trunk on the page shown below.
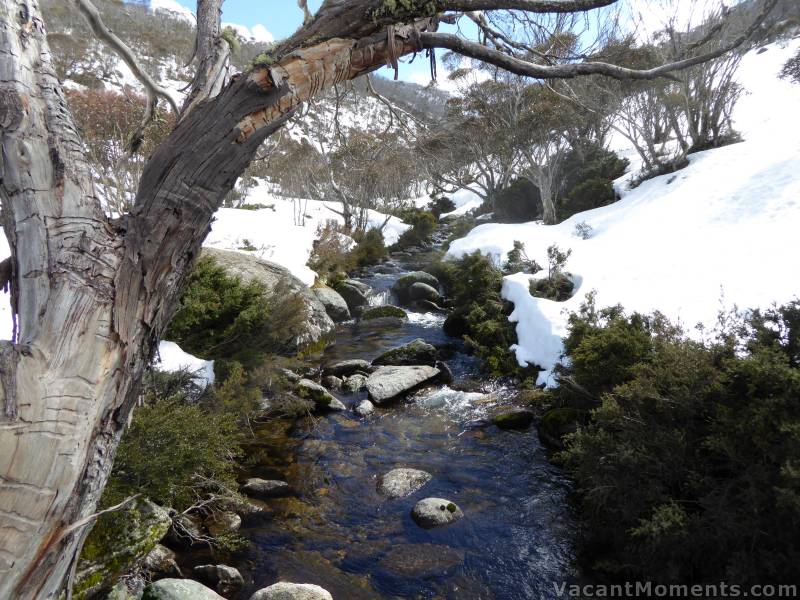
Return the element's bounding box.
[0,3,438,595]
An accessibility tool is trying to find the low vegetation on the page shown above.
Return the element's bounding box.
[549,296,800,584]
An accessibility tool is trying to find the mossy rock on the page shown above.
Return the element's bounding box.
[73,499,171,599]
[538,407,581,449]
[373,338,438,367]
[391,271,440,304]
[296,379,334,408]
[361,305,408,321]
[491,409,535,430]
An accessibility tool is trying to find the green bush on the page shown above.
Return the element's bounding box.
[493,178,541,223]
[781,49,800,85]
[167,256,307,366]
[439,252,532,377]
[308,220,356,284]
[351,227,387,267]
[529,244,574,302]
[556,297,800,584]
[558,143,628,221]
[395,208,437,249]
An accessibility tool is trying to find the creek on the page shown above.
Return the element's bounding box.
[222,227,577,599]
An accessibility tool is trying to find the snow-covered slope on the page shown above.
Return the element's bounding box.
[448,39,800,386]
[204,183,409,286]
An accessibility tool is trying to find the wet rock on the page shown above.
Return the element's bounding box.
[358,316,405,329]
[249,582,333,600]
[202,248,334,349]
[378,468,432,499]
[492,409,536,430]
[391,271,440,304]
[313,286,351,322]
[410,299,448,314]
[142,578,224,600]
[366,365,441,405]
[343,374,367,393]
[279,368,301,383]
[334,280,370,313]
[328,397,347,411]
[537,407,581,449]
[296,379,335,408]
[193,564,244,596]
[435,360,454,385]
[143,544,182,579]
[411,498,464,528]
[323,359,372,378]
[355,399,375,416]
[378,543,464,578]
[408,282,441,303]
[240,478,291,499]
[372,338,438,367]
[360,305,407,320]
[204,511,241,537]
[106,578,146,600]
[322,375,342,391]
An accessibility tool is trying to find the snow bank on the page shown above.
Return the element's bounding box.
[448,39,800,386]
[205,182,409,286]
[441,188,484,218]
[155,341,215,387]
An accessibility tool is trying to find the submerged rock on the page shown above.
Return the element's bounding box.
[249,582,333,600]
[313,286,351,322]
[411,498,464,528]
[372,338,438,367]
[193,564,244,596]
[240,478,291,499]
[142,578,224,600]
[491,409,536,430]
[378,468,432,499]
[360,305,407,320]
[204,511,241,537]
[378,543,464,578]
[323,359,371,378]
[366,366,441,404]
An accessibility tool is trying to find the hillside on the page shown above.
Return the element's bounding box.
[447,38,800,385]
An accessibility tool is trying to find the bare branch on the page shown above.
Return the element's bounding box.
[73,0,178,114]
[298,0,313,25]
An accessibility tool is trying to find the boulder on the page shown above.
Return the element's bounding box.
[360,305,407,320]
[313,286,351,322]
[378,468,432,499]
[240,478,291,499]
[323,359,372,378]
[366,366,440,405]
[354,399,375,416]
[372,338,437,367]
[537,407,581,449]
[105,579,146,600]
[322,375,342,391]
[435,360,454,385]
[193,564,244,596]
[142,579,224,600]
[296,379,336,408]
[143,544,182,579]
[334,280,370,313]
[74,499,172,599]
[202,248,334,349]
[249,582,333,600]
[391,271,440,304]
[343,374,368,393]
[491,409,536,431]
[279,368,301,383]
[411,498,464,528]
[204,511,241,537]
[408,282,441,303]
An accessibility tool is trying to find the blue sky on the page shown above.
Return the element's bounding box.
[163,0,457,87]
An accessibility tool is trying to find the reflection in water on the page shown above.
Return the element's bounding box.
[232,245,577,599]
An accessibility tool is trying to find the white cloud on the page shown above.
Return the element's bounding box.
[150,0,194,23]
[223,22,274,44]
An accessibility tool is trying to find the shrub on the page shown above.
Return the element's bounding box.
[395,208,437,248]
[559,144,628,220]
[529,244,574,302]
[428,195,457,218]
[556,298,800,584]
[504,241,541,275]
[493,178,542,223]
[443,215,476,250]
[574,221,593,240]
[351,227,387,268]
[167,256,308,366]
[780,49,800,85]
[560,178,616,217]
[308,220,356,283]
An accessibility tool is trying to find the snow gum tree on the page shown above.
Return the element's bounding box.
[0,0,777,596]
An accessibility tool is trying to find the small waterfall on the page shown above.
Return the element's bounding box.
[368,289,391,306]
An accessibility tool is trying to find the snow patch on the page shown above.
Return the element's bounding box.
[155,341,215,387]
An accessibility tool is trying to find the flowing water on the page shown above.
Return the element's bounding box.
[225,231,577,599]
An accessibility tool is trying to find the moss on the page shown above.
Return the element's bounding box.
[361,305,408,320]
[373,0,439,22]
[446,503,457,513]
